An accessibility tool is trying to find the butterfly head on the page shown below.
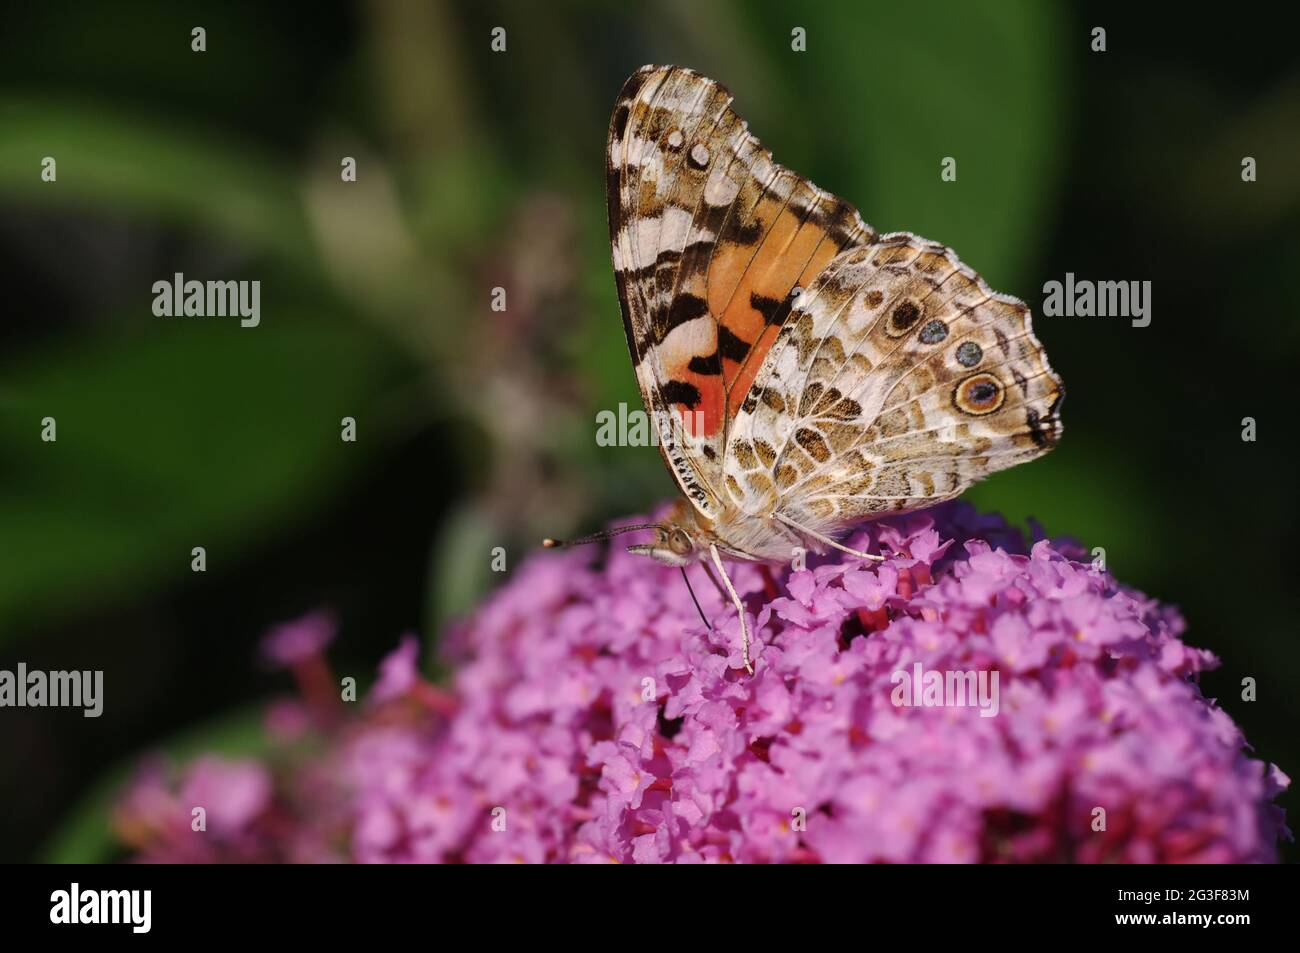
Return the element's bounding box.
[623,497,709,566]
[625,521,700,567]
[542,501,706,566]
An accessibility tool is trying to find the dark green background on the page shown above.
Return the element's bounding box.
[0,1,1295,862]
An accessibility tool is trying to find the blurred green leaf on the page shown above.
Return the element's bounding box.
[0,310,404,637]
[39,706,267,864]
[745,0,1068,290]
[0,97,317,272]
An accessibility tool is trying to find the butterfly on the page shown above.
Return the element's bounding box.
[547,65,1063,674]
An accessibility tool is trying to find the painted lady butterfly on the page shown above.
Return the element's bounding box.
[548,65,1063,674]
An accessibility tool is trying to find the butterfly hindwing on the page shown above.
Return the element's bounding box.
[607,65,874,518]
[724,234,1064,534]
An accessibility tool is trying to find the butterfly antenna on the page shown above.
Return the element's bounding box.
[680,565,713,630]
[542,522,662,549]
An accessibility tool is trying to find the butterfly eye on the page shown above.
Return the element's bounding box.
[668,529,693,555]
[954,373,1005,416]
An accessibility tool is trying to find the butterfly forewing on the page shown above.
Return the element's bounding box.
[607,65,874,519]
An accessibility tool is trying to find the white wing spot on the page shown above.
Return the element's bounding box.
[704,171,740,206]
[690,144,710,166]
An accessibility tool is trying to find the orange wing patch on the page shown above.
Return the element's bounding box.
[711,201,850,422]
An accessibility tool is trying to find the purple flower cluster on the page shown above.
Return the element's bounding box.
[115,502,1289,863]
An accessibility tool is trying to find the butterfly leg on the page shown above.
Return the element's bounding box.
[709,544,755,675]
[774,513,887,562]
